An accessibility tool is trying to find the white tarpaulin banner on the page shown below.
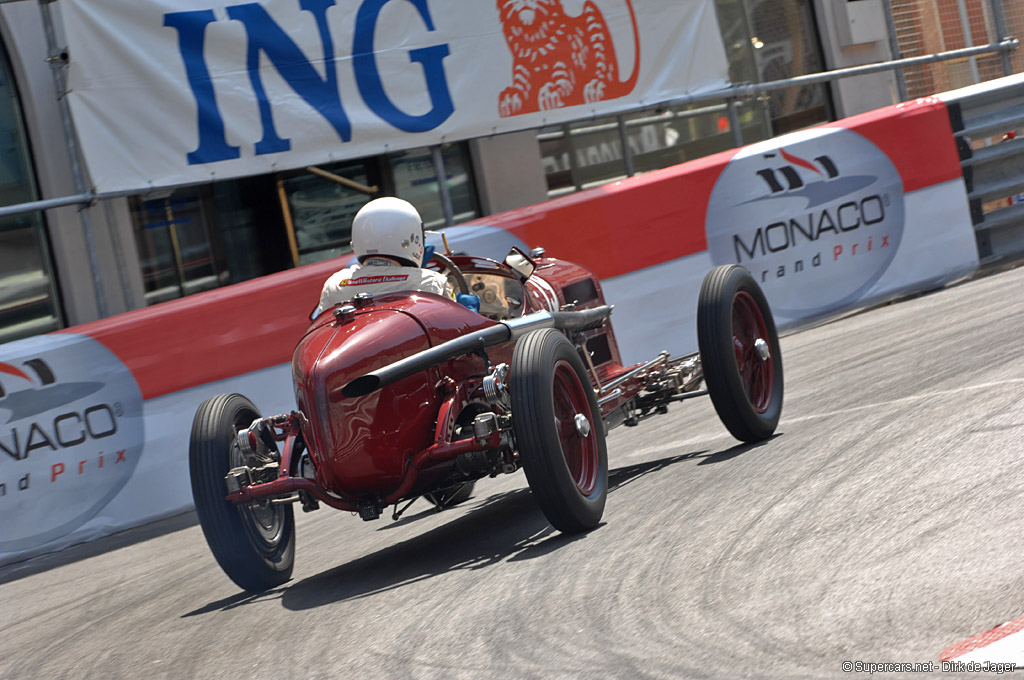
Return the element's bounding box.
[60,0,730,193]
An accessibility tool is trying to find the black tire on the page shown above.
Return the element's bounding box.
[190,393,295,592]
[510,329,608,533]
[697,265,784,442]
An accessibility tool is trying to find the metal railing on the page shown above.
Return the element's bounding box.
[888,0,1019,100]
[2,0,1022,321]
[10,33,1017,226]
[535,36,1017,196]
[943,73,1024,262]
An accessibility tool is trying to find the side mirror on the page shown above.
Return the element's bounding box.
[504,247,536,280]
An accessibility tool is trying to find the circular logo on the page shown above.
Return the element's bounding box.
[705,127,905,317]
[0,334,144,553]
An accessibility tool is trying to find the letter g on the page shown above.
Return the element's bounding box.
[353,0,454,132]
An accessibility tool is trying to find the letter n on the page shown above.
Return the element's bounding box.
[227,0,351,155]
[165,10,242,165]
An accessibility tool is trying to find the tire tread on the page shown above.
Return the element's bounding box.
[697,266,784,442]
[511,330,607,533]
[190,393,294,592]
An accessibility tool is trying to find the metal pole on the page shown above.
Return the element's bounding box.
[956,0,982,84]
[727,99,743,148]
[989,0,1014,77]
[276,179,301,267]
[101,198,134,310]
[431,145,454,227]
[565,124,582,192]
[617,115,635,177]
[721,40,1017,97]
[0,191,93,217]
[882,0,910,101]
[39,0,108,318]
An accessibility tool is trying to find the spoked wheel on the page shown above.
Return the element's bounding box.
[697,265,784,442]
[511,329,608,533]
[190,393,295,592]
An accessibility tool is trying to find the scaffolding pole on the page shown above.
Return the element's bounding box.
[39,0,108,318]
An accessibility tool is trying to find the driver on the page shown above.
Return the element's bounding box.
[314,197,455,318]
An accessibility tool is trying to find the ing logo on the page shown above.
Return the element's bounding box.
[497,0,641,116]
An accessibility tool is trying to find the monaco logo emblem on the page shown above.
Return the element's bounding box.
[705,127,906,317]
[0,334,144,553]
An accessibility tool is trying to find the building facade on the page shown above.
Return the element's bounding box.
[0,0,1016,344]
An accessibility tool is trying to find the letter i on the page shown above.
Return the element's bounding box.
[868,236,873,251]
[99,452,104,468]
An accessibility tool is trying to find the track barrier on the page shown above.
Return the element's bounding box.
[9,74,1024,566]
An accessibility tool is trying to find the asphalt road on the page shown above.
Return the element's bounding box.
[3,266,1023,679]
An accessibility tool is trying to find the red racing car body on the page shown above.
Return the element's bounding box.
[190,248,784,592]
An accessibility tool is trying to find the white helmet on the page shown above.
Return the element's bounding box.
[351,197,425,267]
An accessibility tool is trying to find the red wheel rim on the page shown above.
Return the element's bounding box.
[731,291,774,414]
[552,360,599,495]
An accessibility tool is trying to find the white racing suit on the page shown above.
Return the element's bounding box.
[314,261,453,318]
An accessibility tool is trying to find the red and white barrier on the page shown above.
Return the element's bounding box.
[0,98,979,565]
[460,97,978,364]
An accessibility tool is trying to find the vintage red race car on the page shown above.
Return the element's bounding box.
[189,248,784,592]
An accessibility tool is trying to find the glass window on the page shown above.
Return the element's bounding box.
[0,215,60,343]
[744,0,832,134]
[391,143,480,229]
[212,177,293,283]
[280,160,376,265]
[539,117,630,197]
[539,0,831,197]
[131,189,221,304]
[130,176,299,303]
[127,145,483,299]
[0,44,61,343]
[627,100,769,173]
[539,99,771,198]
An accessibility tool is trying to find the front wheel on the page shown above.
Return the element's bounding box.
[190,393,295,592]
[697,265,784,442]
[511,329,608,533]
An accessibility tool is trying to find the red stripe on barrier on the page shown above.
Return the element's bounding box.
[61,259,342,400]
[56,99,964,400]
[940,616,1024,661]
[471,149,736,281]
[473,99,961,281]
[828,98,963,193]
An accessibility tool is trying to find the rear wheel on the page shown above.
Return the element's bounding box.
[190,393,295,592]
[697,265,784,442]
[511,329,607,533]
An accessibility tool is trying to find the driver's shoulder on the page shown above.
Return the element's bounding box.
[413,267,452,294]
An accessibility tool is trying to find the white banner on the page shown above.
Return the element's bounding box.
[61,0,730,193]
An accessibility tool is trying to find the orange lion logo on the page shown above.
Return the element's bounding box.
[497,0,641,117]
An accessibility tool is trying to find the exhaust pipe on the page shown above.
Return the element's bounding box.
[340,306,612,399]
